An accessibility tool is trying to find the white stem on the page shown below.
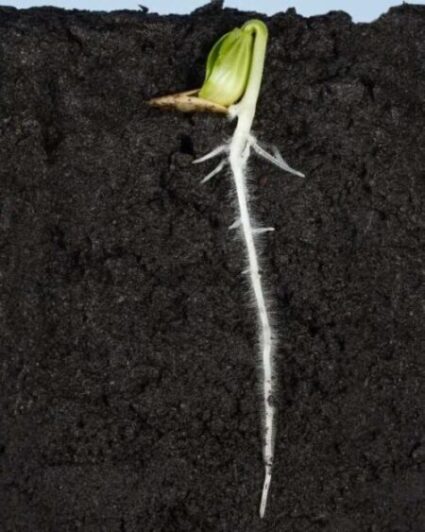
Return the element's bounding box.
[194,20,305,519]
[227,20,275,519]
[229,108,275,519]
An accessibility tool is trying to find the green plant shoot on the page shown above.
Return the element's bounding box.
[148,18,305,519]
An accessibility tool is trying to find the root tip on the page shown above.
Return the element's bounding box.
[259,467,272,519]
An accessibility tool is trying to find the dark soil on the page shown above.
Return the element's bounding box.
[1,3,425,531]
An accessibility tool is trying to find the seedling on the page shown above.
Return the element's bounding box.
[149,19,304,518]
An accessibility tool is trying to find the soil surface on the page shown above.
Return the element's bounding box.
[1,3,425,531]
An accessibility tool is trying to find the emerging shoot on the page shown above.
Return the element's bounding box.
[198,25,253,106]
[149,19,304,519]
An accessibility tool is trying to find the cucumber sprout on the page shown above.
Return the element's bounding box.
[149,19,304,518]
